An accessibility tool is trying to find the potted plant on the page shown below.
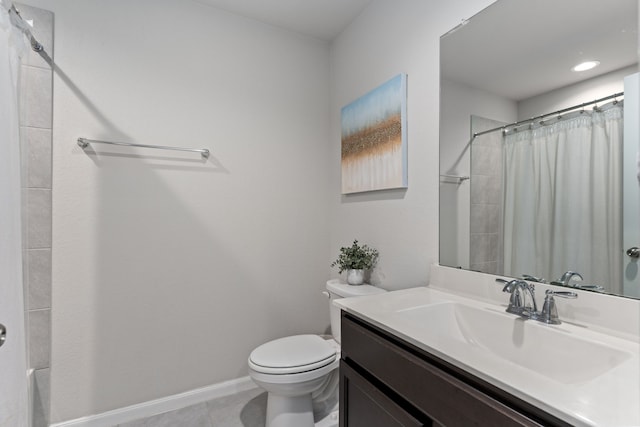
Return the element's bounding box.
[331,240,379,285]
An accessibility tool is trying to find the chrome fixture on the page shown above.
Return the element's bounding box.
[497,279,537,318]
[538,290,578,325]
[473,92,623,138]
[8,4,44,52]
[551,271,603,292]
[559,271,583,287]
[573,284,605,292]
[496,278,578,324]
[551,271,605,292]
[439,174,470,185]
[77,137,210,159]
[627,247,640,259]
[521,274,545,283]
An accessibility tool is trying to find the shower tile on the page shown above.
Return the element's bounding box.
[470,174,501,205]
[22,127,52,188]
[32,368,50,427]
[470,233,499,264]
[207,388,266,427]
[20,130,29,186]
[28,249,51,310]
[19,65,52,129]
[119,402,213,427]
[470,203,500,234]
[21,188,29,255]
[26,188,51,248]
[497,229,504,273]
[471,145,502,176]
[22,247,30,309]
[14,3,54,69]
[29,309,51,369]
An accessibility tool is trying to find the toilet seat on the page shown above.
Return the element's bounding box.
[247,282,386,427]
[249,335,337,375]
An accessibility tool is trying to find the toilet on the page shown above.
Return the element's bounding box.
[248,279,387,427]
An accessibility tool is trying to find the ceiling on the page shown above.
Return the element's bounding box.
[192,0,373,41]
[190,0,638,99]
[441,0,638,101]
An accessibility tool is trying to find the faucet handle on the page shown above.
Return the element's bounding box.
[496,278,527,293]
[545,290,578,299]
[538,290,578,324]
[496,279,536,294]
[521,274,545,283]
[496,278,537,293]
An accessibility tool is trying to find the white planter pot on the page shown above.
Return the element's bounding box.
[346,269,365,285]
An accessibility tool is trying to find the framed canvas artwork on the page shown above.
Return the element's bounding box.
[341,74,407,194]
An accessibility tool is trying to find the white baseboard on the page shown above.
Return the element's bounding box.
[50,376,257,427]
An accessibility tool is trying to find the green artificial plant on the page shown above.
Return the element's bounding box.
[331,240,379,274]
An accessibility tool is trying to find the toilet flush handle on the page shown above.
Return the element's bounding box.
[321,291,330,299]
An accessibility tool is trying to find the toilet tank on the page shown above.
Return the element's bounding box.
[325,279,387,343]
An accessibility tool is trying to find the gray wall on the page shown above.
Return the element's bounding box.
[328,0,494,289]
[16,0,509,424]
[20,0,331,423]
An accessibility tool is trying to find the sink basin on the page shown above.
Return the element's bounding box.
[393,302,631,384]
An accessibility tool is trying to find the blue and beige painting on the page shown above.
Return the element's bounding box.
[341,74,407,194]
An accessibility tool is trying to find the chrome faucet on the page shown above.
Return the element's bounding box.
[498,279,538,318]
[496,278,578,324]
[559,271,583,287]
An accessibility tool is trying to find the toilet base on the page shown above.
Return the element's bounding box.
[315,406,339,427]
[266,393,314,427]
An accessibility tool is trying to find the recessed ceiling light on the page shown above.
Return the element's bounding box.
[572,60,600,72]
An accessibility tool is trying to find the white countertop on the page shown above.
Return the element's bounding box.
[335,286,640,427]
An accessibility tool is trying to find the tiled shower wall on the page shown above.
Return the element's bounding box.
[469,116,504,274]
[18,4,54,427]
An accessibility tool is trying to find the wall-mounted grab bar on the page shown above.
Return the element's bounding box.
[77,137,210,158]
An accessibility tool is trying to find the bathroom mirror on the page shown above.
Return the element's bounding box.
[439,0,639,298]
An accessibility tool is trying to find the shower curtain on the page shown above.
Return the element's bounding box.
[503,103,623,293]
[0,1,29,426]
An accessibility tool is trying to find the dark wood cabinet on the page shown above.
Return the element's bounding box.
[340,312,570,427]
[341,362,423,427]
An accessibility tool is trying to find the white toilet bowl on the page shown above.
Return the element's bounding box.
[248,335,339,427]
[248,281,386,427]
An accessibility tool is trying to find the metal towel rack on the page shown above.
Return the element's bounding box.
[440,174,469,184]
[77,137,210,158]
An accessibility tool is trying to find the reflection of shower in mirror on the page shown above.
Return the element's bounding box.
[439,0,639,299]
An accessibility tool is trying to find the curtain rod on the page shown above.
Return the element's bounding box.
[472,91,624,139]
[8,4,44,52]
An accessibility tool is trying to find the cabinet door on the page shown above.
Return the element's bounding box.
[342,314,550,427]
[340,361,426,427]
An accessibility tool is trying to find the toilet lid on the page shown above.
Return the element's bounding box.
[249,335,337,375]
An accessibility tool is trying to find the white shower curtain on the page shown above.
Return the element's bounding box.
[503,103,623,293]
[0,1,29,426]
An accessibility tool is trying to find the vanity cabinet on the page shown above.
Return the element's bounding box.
[339,312,570,427]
